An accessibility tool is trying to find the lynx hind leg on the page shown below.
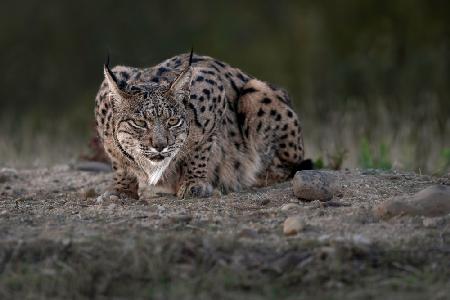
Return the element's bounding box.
[237,79,305,186]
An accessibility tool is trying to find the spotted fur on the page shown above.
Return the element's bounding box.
[95,53,307,198]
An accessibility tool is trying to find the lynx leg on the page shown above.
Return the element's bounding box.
[177,137,215,199]
[109,161,139,199]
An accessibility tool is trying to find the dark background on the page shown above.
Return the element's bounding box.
[1,0,449,171]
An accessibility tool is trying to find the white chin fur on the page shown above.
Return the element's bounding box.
[136,151,177,186]
[145,157,172,185]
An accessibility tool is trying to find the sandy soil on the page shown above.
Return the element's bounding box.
[0,165,449,299]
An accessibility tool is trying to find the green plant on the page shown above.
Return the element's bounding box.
[377,143,392,170]
[438,148,450,174]
[359,138,374,169]
[327,148,348,170]
[359,138,392,170]
[314,157,325,169]
[313,148,348,170]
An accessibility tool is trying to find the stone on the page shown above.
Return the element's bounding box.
[169,214,192,224]
[0,168,18,183]
[374,185,450,219]
[81,188,97,199]
[292,170,338,201]
[258,198,270,206]
[422,217,444,228]
[351,234,371,246]
[107,203,117,210]
[238,228,258,238]
[51,165,70,172]
[280,203,301,212]
[109,195,119,202]
[95,196,104,204]
[283,215,305,235]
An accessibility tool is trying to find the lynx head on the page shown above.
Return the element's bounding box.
[103,61,192,184]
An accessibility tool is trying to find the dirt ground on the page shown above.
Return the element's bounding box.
[0,165,449,300]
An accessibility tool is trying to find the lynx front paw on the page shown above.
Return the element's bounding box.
[98,187,139,203]
[177,180,213,199]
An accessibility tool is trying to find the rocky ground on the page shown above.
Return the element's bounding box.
[0,165,449,300]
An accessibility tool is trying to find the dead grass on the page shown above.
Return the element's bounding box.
[0,232,448,300]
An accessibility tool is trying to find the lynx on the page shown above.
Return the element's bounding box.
[95,51,310,199]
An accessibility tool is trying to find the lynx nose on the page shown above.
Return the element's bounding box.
[152,142,166,153]
[152,137,168,152]
[151,126,168,153]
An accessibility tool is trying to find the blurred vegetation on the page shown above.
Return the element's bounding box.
[0,0,449,172]
[359,138,392,170]
[438,148,450,174]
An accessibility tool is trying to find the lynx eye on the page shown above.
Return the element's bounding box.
[167,117,181,127]
[131,119,147,128]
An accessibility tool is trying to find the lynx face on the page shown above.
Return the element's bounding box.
[104,65,192,184]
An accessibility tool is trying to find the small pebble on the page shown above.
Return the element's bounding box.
[351,234,371,246]
[107,203,117,210]
[422,217,445,228]
[109,195,119,202]
[283,215,305,236]
[51,165,70,172]
[82,188,97,199]
[259,198,270,206]
[170,214,192,224]
[280,203,301,212]
[238,228,258,238]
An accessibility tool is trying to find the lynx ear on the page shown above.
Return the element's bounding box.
[103,62,131,102]
[168,67,193,95]
[167,49,194,97]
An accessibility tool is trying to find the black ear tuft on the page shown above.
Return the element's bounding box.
[105,52,110,68]
[188,47,194,66]
[104,53,118,83]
